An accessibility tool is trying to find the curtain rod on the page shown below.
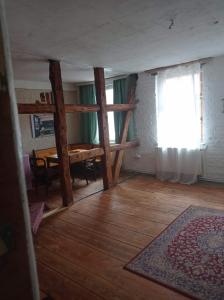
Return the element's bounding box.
[145,57,212,75]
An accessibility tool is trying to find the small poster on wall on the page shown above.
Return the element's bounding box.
[30,114,55,138]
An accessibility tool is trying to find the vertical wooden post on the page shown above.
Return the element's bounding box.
[49,60,73,206]
[0,1,39,299]
[94,67,113,189]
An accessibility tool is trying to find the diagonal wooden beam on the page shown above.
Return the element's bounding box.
[113,90,135,183]
[94,67,113,189]
[49,60,73,206]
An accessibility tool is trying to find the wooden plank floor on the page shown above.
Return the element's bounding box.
[35,174,224,300]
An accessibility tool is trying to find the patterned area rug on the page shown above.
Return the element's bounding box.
[125,206,224,300]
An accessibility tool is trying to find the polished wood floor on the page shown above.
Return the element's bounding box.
[29,171,132,212]
[35,174,224,300]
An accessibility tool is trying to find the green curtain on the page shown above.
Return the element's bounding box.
[113,74,138,143]
[79,84,98,144]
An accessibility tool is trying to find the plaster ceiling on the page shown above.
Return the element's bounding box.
[5,0,224,83]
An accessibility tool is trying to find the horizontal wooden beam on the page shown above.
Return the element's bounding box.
[106,103,137,112]
[18,103,99,114]
[18,103,55,114]
[17,103,138,114]
[69,147,104,164]
[65,104,100,112]
[110,140,139,152]
[66,103,137,112]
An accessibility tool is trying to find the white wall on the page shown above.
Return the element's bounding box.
[124,72,157,174]
[16,86,81,154]
[201,56,224,182]
[124,55,224,182]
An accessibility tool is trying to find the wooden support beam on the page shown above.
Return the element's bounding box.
[65,104,100,112]
[66,103,137,112]
[113,91,135,183]
[106,102,138,112]
[69,148,104,164]
[17,103,99,114]
[0,2,39,298]
[94,67,113,189]
[17,103,138,114]
[110,140,139,152]
[18,103,55,114]
[49,60,73,206]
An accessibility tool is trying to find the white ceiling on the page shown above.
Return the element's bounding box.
[5,0,224,83]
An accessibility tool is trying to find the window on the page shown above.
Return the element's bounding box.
[106,87,115,143]
[156,64,201,149]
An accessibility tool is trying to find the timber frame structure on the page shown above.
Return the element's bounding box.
[18,61,139,206]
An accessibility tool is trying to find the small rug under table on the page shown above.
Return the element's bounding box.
[125,206,224,300]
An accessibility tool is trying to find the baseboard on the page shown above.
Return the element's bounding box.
[124,168,156,176]
[124,169,224,184]
[199,176,224,183]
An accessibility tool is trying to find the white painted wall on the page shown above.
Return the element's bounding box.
[16,86,81,154]
[201,56,224,182]
[124,55,224,182]
[124,72,157,174]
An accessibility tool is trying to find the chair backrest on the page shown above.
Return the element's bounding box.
[33,147,57,166]
[29,157,47,170]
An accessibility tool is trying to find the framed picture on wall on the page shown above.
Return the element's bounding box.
[30,114,55,138]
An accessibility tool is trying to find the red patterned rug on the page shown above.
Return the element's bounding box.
[125,206,224,300]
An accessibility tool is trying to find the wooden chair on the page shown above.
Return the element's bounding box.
[85,158,98,181]
[29,157,59,195]
[70,161,89,185]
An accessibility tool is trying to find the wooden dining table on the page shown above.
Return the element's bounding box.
[46,148,104,168]
[46,149,87,167]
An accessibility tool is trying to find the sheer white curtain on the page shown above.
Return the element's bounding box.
[156,63,201,184]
